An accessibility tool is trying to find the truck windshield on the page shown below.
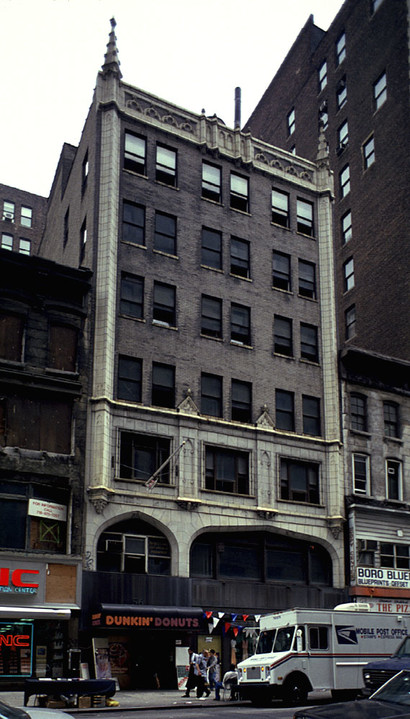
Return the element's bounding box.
[396,637,410,657]
[256,627,295,654]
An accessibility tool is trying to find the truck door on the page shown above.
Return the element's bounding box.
[307,625,332,690]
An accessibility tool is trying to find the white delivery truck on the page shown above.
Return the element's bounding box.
[237,603,409,705]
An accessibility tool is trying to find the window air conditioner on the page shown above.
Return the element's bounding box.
[3,212,14,221]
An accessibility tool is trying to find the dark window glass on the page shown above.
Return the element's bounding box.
[201,373,222,417]
[336,31,346,65]
[336,78,347,109]
[274,315,293,356]
[120,274,144,318]
[343,257,355,291]
[49,324,78,372]
[152,362,175,408]
[205,446,249,494]
[345,304,356,339]
[231,379,252,423]
[300,323,319,362]
[201,227,222,269]
[231,303,251,345]
[384,402,399,438]
[156,144,177,186]
[351,393,367,432]
[273,251,291,291]
[124,132,146,174]
[119,432,171,483]
[341,211,352,244]
[298,260,316,299]
[302,395,321,436]
[353,453,369,494]
[287,108,295,135]
[153,282,176,326]
[123,201,145,245]
[230,237,250,278]
[374,71,387,109]
[386,460,402,500]
[272,189,289,227]
[280,458,320,504]
[5,396,72,453]
[275,390,295,431]
[0,498,27,549]
[0,313,24,361]
[297,199,314,236]
[118,355,142,402]
[230,173,249,212]
[201,295,222,338]
[202,163,221,203]
[318,61,327,92]
[154,212,177,255]
[338,120,349,150]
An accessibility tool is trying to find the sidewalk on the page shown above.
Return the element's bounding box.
[0,688,244,711]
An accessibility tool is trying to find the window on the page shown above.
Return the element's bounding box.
[202,162,221,203]
[201,227,222,269]
[119,432,171,484]
[80,218,87,263]
[384,402,400,438]
[336,31,346,65]
[302,396,321,436]
[353,453,370,494]
[0,313,24,361]
[271,189,290,228]
[21,206,32,228]
[351,393,367,432]
[230,173,249,212]
[153,282,176,326]
[2,201,15,221]
[19,239,31,255]
[336,78,347,109]
[201,295,222,338]
[340,165,350,197]
[0,483,68,553]
[231,379,252,423]
[97,527,171,575]
[230,237,250,278]
[152,362,175,408]
[118,355,142,402]
[338,120,349,150]
[371,0,384,13]
[48,324,78,372]
[345,304,356,339]
[120,273,144,319]
[82,152,89,193]
[3,396,72,453]
[124,132,146,174]
[274,315,292,356]
[273,251,291,291]
[287,108,295,136]
[156,144,177,186]
[64,208,69,247]
[341,210,352,243]
[300,323,319,362]
[343,257,355,291]
[386,459,402,500]
[275,390,295,431]
[319,102,328,131]
[123,201,145,245]
[280,458,320,504]
[231,303,251,345]
[298,259,316,299]
[380,543,409,569]
[201,373,222,417]
[296,199,314,236]
[318,61,327,92]
[374,71,387,109]
[363,135,375,168]
[1,233,13,250]
[205,446,249,494]
[154,211,177,255]
[309,627,328,650]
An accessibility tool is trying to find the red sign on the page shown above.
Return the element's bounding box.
[0,568,40,590]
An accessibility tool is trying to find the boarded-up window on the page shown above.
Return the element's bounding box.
[0,313,24,361]
[45,563,77,604]
[49,324,78,372]
[6,395,72,453]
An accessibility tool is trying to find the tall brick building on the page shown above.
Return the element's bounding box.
[37,20,348,687]
[246,0,410,611]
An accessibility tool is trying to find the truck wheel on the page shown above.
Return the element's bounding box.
[283,677,308,706]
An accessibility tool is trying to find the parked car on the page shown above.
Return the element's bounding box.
[364,637,410,694]
[0,699,75,719]
[293,670,410,719]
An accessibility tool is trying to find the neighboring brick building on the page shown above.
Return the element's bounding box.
[0,183,47,256]
[0,248,91,683]
[39,21,347,687]
[246,0,410,611]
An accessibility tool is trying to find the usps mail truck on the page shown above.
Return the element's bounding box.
[237,603,409,705]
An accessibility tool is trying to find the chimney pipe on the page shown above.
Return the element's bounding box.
[234,87,241,129]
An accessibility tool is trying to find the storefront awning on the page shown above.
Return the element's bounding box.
[0,607,71,620]
[92,604,204,630]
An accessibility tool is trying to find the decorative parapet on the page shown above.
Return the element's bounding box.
[121,85,318,188]
[256,405,275,429]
